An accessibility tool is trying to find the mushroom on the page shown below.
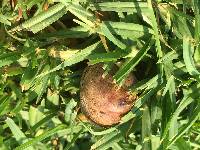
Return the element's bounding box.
[80,63,137,126]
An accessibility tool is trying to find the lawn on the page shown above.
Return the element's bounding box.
[0,0,200,149]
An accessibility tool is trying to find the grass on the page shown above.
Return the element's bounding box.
[0,0,200,149]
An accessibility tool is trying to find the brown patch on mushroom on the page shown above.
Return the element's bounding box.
[80,63,137,126]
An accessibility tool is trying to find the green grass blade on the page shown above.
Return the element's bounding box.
[29,106,45,127]
[89,2,149,13]
[35,41,101,79]
[88,50,128,64]
[162,75,175,97]
[101,21,154,39]
[30,7,69,33]
[0,96,10,116]
[147,0,163,58]
[6,118,34,150]
[161,97,194,144]
[31,113,56,131]
[15,124,67,150]
[11,3,68,33]
[122,86,160,123]
[0,52,21,68]
[91,131,123,150]
[167,100,200,149]
[68,3,94,27]
[147,0,163,74]
[100,21,126,49]
[0,14,11,26]
[37,26,90,39]
[114,39,152,84]
[192,0,200,42]
[142,105,151,150]
[79,120,117,136]
[183,36,200,76]
[174,138,192,150]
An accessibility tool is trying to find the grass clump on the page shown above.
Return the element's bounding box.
[0,0,200,149]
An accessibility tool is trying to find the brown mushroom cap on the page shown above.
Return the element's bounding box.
[80,63,136,126]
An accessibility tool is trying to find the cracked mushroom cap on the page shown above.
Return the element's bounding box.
[80,63,136,126]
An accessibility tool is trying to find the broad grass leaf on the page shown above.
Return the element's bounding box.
[88,50,128,64]
[157,51,178,64]
[21,64,50,103]
[56,125,83,137]
[192,0,200,76]
[30,8,69,33]
[68,3,94,27]
[35,67,50,103]
[64,129,83,150]
[194,44,200,65]
[192,0,200,42]
[174,138,192,150]
[133,87,160,112]
[89,2,149,13]
[48,47,79,60]
[142,105,151,150]
[183,36,200,76]
[147,0,163,59]
[167,100,200,149]
[15,124,67,150]
[91,131,123,150]
[122,86,160,124]
[35,41,101,79]
[151,135,160,150]
[0,96,11,116]
[100,21,126,49]
[3,66,23,76]
[46,89,59,107]
[163,62,176,110]
[147,0,163,77]
[29,106,45,127]
[20,63,38,91]
[0,14,11,26]
[169,7,194,39]
[114,39,152,85]
[22,65,50,102]
[37,26,90,39]
[78,118,118,136]
[111,143,123,150]
[100,21,154,39]
[161,74,177,140]
[0,52,21,68]
[11,98,27,115]
[173,61,188,77]
[31,113,56,131]
[11,3,69,33]
[6,118,34,150]
[134,74,161,91]
[121,74,162,123]
[61,41,100,65]
[161,96,194,145]
[64,98,77,124]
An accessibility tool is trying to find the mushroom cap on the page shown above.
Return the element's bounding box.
[80,63,136,126]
